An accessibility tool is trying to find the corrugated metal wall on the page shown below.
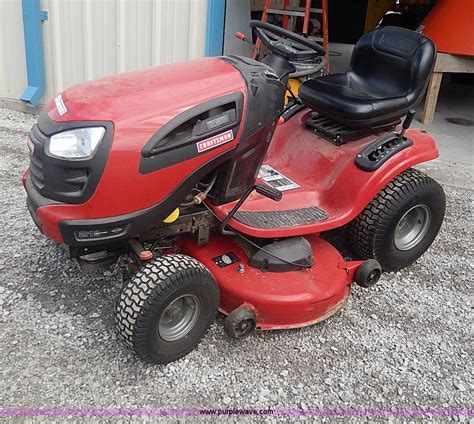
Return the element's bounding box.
[0,0,208,105]
[0,1,28,101]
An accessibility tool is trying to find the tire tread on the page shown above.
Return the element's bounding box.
[115,254,218,364]
[349,168,442,267]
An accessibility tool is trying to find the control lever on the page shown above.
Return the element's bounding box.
[399,109,416,140]
[220,183,282,235]
[255,183,282,201]
[234,32,259,55]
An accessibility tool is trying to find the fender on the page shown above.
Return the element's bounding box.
[328,128,439,229]
[212,123,439,238]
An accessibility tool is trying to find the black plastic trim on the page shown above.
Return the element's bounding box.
[209,56,287,205]
[222,55,286,140]
[25,174,60,211]
[281,101,308,122]
[249,236,314,272]
[139,92,243,175]
[58,149,235,247]
[355,134,414,172]
[29,112,114,204]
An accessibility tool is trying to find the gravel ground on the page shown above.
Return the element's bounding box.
[0,108,472,422]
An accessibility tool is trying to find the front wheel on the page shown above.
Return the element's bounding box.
[349,168,445,271]
[115,254,219,364]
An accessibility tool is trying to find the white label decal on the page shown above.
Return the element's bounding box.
[196,129,234,153]
[258,165,300,192]
[55,94,67,116]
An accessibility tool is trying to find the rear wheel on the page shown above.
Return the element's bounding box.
[349,168,445,271]
[115,254,219,364]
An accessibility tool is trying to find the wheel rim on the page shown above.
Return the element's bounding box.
[236,319,255,337]
[158,295,201,342]
[367,269,381,285]
[394,205,431,251]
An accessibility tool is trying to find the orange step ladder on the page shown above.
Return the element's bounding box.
[254,0,329,73]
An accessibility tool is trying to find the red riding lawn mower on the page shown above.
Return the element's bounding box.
[23,22,445,364]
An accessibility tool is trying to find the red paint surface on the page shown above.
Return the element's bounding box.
[35,58,247,241]
[33,60,438,245]
[211,109,439,238]
[181,233,358,329]
[27,57,441,329]
[44,57,246,216]
[422,0,474,56]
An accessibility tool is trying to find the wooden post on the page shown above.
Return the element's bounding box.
[421,72,443,125]
[421,52,474,125]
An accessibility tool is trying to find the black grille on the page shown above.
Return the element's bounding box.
[27,113,113,204]
[29,149,45,190]
[28,124,88,200]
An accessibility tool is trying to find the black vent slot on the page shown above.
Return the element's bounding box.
[142,93,244,158]
[28,124,48,191]
[153,102,236,154]
[355,134,413,172]
[54,168,89,197]
[305,112,399,145]
[29,150,45,190]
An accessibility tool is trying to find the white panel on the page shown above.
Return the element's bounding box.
[0,0,208,105]
[0,0,27,100]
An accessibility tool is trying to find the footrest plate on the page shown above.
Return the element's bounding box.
[234,207,329,229]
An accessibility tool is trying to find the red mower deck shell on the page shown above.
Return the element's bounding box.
[31,58,247,243]
[211,110,439,238]
[181,233,361,329]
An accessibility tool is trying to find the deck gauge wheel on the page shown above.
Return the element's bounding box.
[355,259,382,288]
[224,307,257,339]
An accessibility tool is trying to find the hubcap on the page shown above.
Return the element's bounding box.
[236,319,254,336]
[158,295,201,342]
[394,205,431,251]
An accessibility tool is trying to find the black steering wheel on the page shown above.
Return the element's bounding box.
[249,20,325,61]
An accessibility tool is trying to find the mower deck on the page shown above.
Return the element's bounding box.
[180,233,360,330]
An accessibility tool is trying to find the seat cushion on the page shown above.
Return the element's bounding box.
[298,26,435,129]
[299,74,409,128]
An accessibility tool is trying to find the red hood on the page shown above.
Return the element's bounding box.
[45,57,244,129]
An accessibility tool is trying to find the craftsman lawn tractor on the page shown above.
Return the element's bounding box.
[23,22,445,364]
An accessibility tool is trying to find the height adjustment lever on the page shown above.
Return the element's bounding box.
[255,183,282,201]
[220,183,282,235]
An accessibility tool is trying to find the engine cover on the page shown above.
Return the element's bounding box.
[26,56,286,247]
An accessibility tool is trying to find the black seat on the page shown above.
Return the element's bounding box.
[299,26,436,129]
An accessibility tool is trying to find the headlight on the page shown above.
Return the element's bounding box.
[48,127,105,159]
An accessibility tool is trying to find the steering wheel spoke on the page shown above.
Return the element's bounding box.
[249,20,325,61]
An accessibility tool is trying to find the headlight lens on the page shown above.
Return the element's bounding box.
[49,127,105,159]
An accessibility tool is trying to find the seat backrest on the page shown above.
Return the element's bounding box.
[349,26,436,101]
